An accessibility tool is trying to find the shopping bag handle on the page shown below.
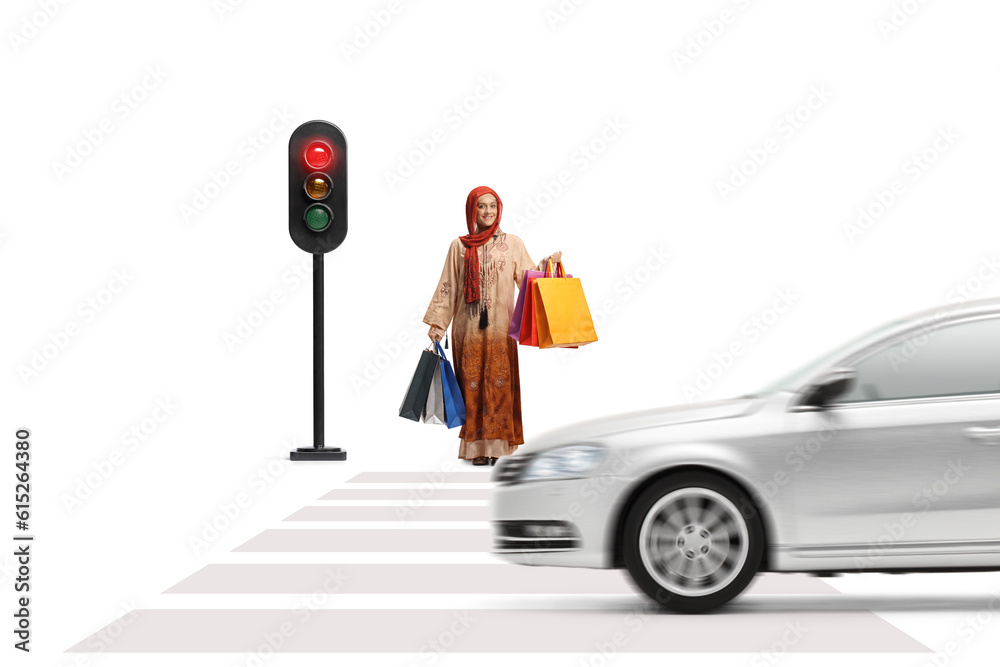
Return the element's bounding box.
[434,340,447,358]
[543,258,566,278]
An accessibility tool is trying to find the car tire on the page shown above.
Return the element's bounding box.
[622,471,764,613]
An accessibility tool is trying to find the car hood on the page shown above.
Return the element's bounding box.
[525,396,766,453]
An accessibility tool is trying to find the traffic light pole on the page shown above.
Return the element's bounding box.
[290,252,346,461]
[313,251,325,448]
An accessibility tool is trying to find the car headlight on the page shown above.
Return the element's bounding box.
[519,444,607,483]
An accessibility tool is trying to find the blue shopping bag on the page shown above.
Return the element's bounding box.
[435,340,466,428]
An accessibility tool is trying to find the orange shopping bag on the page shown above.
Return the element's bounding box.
[518,261,575,347]
[532,259,597,349]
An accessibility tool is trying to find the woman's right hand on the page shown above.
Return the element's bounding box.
[428,325,444,342]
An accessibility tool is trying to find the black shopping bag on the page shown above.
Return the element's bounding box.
[399,346,440,421]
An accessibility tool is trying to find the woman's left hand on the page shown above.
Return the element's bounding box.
[549,251,562,264]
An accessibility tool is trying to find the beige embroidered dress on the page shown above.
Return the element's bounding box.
[424,228,554,460]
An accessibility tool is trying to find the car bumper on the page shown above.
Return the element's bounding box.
[490,475,628,569]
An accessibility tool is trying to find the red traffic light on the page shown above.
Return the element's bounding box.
[305,141,332,169]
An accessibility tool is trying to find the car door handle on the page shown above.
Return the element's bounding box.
[963,426,1000,444]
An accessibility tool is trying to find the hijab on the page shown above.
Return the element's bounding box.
[459,186,502,327]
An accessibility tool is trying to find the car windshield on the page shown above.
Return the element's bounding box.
[749,318,906,395]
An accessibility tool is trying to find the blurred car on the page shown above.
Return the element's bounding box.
[490,297,1000,612]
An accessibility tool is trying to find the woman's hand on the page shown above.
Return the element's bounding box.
[549,251,562,264]
[428,325,444,342]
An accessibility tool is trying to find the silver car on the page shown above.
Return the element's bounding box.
[490,297,1000,612]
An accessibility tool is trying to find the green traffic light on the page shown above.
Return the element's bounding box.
[305,205,331,231]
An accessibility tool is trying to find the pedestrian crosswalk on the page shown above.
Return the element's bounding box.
[67,470,930,654]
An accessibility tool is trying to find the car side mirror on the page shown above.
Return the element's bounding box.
[793,367,857,411]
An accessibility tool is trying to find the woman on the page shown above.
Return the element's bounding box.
[424,185,561,466]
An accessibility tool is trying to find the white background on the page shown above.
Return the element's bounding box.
[3,0,1000,665]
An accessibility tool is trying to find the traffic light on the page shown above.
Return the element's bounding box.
[288,121,347,254]
[286,120,348,462]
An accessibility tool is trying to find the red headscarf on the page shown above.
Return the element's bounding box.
[459,186,502,304]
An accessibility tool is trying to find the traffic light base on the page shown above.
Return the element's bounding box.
[290,447,347,461]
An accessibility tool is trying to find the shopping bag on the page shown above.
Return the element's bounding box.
[509,264,571,341]
[518,265,562,346]
[520,266,579,347]
[435,340,466,428]
[399,345,440,421]
[533,260,597,349]
[518,275,540,346]
[421,362,445,424]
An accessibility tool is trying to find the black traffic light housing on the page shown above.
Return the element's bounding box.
[288,120,347,254]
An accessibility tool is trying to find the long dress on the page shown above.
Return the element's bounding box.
[423,227,552,460]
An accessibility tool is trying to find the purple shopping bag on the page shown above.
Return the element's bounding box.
[509,263,570,341]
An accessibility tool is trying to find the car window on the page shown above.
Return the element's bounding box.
[755,318,907,394]
[836,316,1000,403]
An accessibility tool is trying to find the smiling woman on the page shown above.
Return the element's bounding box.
[423,186,560,466]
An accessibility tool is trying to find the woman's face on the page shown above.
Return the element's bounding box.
[476,194,498,228]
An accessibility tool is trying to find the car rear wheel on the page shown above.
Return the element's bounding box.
[622,472,763,612]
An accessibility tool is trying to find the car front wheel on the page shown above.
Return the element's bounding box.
[622,472,763,612]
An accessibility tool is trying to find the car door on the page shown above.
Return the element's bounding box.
[785,314,1000,563]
